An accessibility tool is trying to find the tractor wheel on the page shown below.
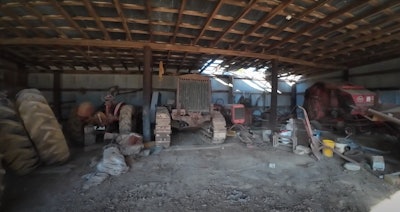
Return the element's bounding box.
[211,111,227,144]
[15,89,47,106]
[119,105,134,134]
[16,91,70,165]
[67,108,85,147]
[0,98,39,175]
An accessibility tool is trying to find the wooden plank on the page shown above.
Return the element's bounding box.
[113,0,132,41]
[193,0,224,45]
[50,0,89,39]
[0,6,47,37]
[20,0,68,38]
[264,0,366,52]
[286,1,400,57]
[316,31,400,61]
[292,15,400,59]
[248,0,330,50]
[82,0,111,40]
[230,0,294,50]
[212,0,258,47]
[171,0,187,44]
[0,38,345,69]
[144,0,153,42]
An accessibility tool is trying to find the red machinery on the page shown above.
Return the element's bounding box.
[215,104,246,125]
[303,82,376,134]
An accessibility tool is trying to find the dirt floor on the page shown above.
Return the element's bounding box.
[2,131,400,212]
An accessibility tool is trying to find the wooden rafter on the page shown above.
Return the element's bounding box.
[248,0,330,50]
[291,13,400,59]
[0,6,47,37]
[20,0,68,38]
[316,32,400,62]
[74,47,102,70]
[49,0,89,39]
[82,0,111,40]
[193,0,224,45]
[285,1,400,57]
[0,19,25,37]
[263,0,367,52]
[144,0,153,42]
[0,38,345,69]
[304,22,400,61]
[212,0,258,47]
[230,0,294,50]
[113,0,132,41]
[170,0,186,44]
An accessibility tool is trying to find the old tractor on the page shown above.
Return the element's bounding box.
[68,86,134,146]
[154,74,227,147]
[303,82,376,135]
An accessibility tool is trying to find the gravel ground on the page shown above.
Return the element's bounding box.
[2,132,399,211]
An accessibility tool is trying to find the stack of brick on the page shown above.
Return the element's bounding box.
[154,107,171,148]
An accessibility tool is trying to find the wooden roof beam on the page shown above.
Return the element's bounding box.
[110,49,127,71]
[74,47,102,70]
[193,0,224,45]
[286,1,400,57]
[113,0,132,41]
[316,32,400,62]
[82,0,111,40]
[303,22,400,61]
[340,46,400,67]
[290,13,400,59]
[212,0,258,48]
[230,0,294,50]
[20,0,68,38]
[0,38,345,69]
[170,0,187,44]
[0,19,25,37]
[144,0,153,42]
[248,0,330,50]
[263,0,367,52]
[49,0,89,39]
[0,6,47,37]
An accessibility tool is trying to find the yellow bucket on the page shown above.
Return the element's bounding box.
[322,139,335,157]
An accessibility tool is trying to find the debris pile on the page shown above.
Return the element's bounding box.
[82,133,145,190]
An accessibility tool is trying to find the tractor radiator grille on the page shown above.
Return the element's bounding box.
[234,107,245,120]
[179,78,210,112]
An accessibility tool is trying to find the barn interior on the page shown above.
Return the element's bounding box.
[1,0,400,211]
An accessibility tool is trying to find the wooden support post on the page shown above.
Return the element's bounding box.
[228,76,233,104]
[53,70,61,119]
[142,46,152,142]
[291,83,297,118]
[270,59,278,129]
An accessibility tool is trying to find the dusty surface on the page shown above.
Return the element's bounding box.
[2,131,400,212]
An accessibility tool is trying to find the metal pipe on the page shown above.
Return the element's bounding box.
[142,46,152,142]
[368,108,400,126]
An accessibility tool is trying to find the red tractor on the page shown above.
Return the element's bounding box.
[303,82,376,135]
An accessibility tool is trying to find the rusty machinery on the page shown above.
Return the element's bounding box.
[69,86,135,146]
[303,82,379,135]
[154,74,227,147]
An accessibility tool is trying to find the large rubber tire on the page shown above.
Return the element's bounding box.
[15,89,47,106]
[16,91,70,165]
[0,98,39,175]
[119,105,133,134]
[67,107,85,147]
